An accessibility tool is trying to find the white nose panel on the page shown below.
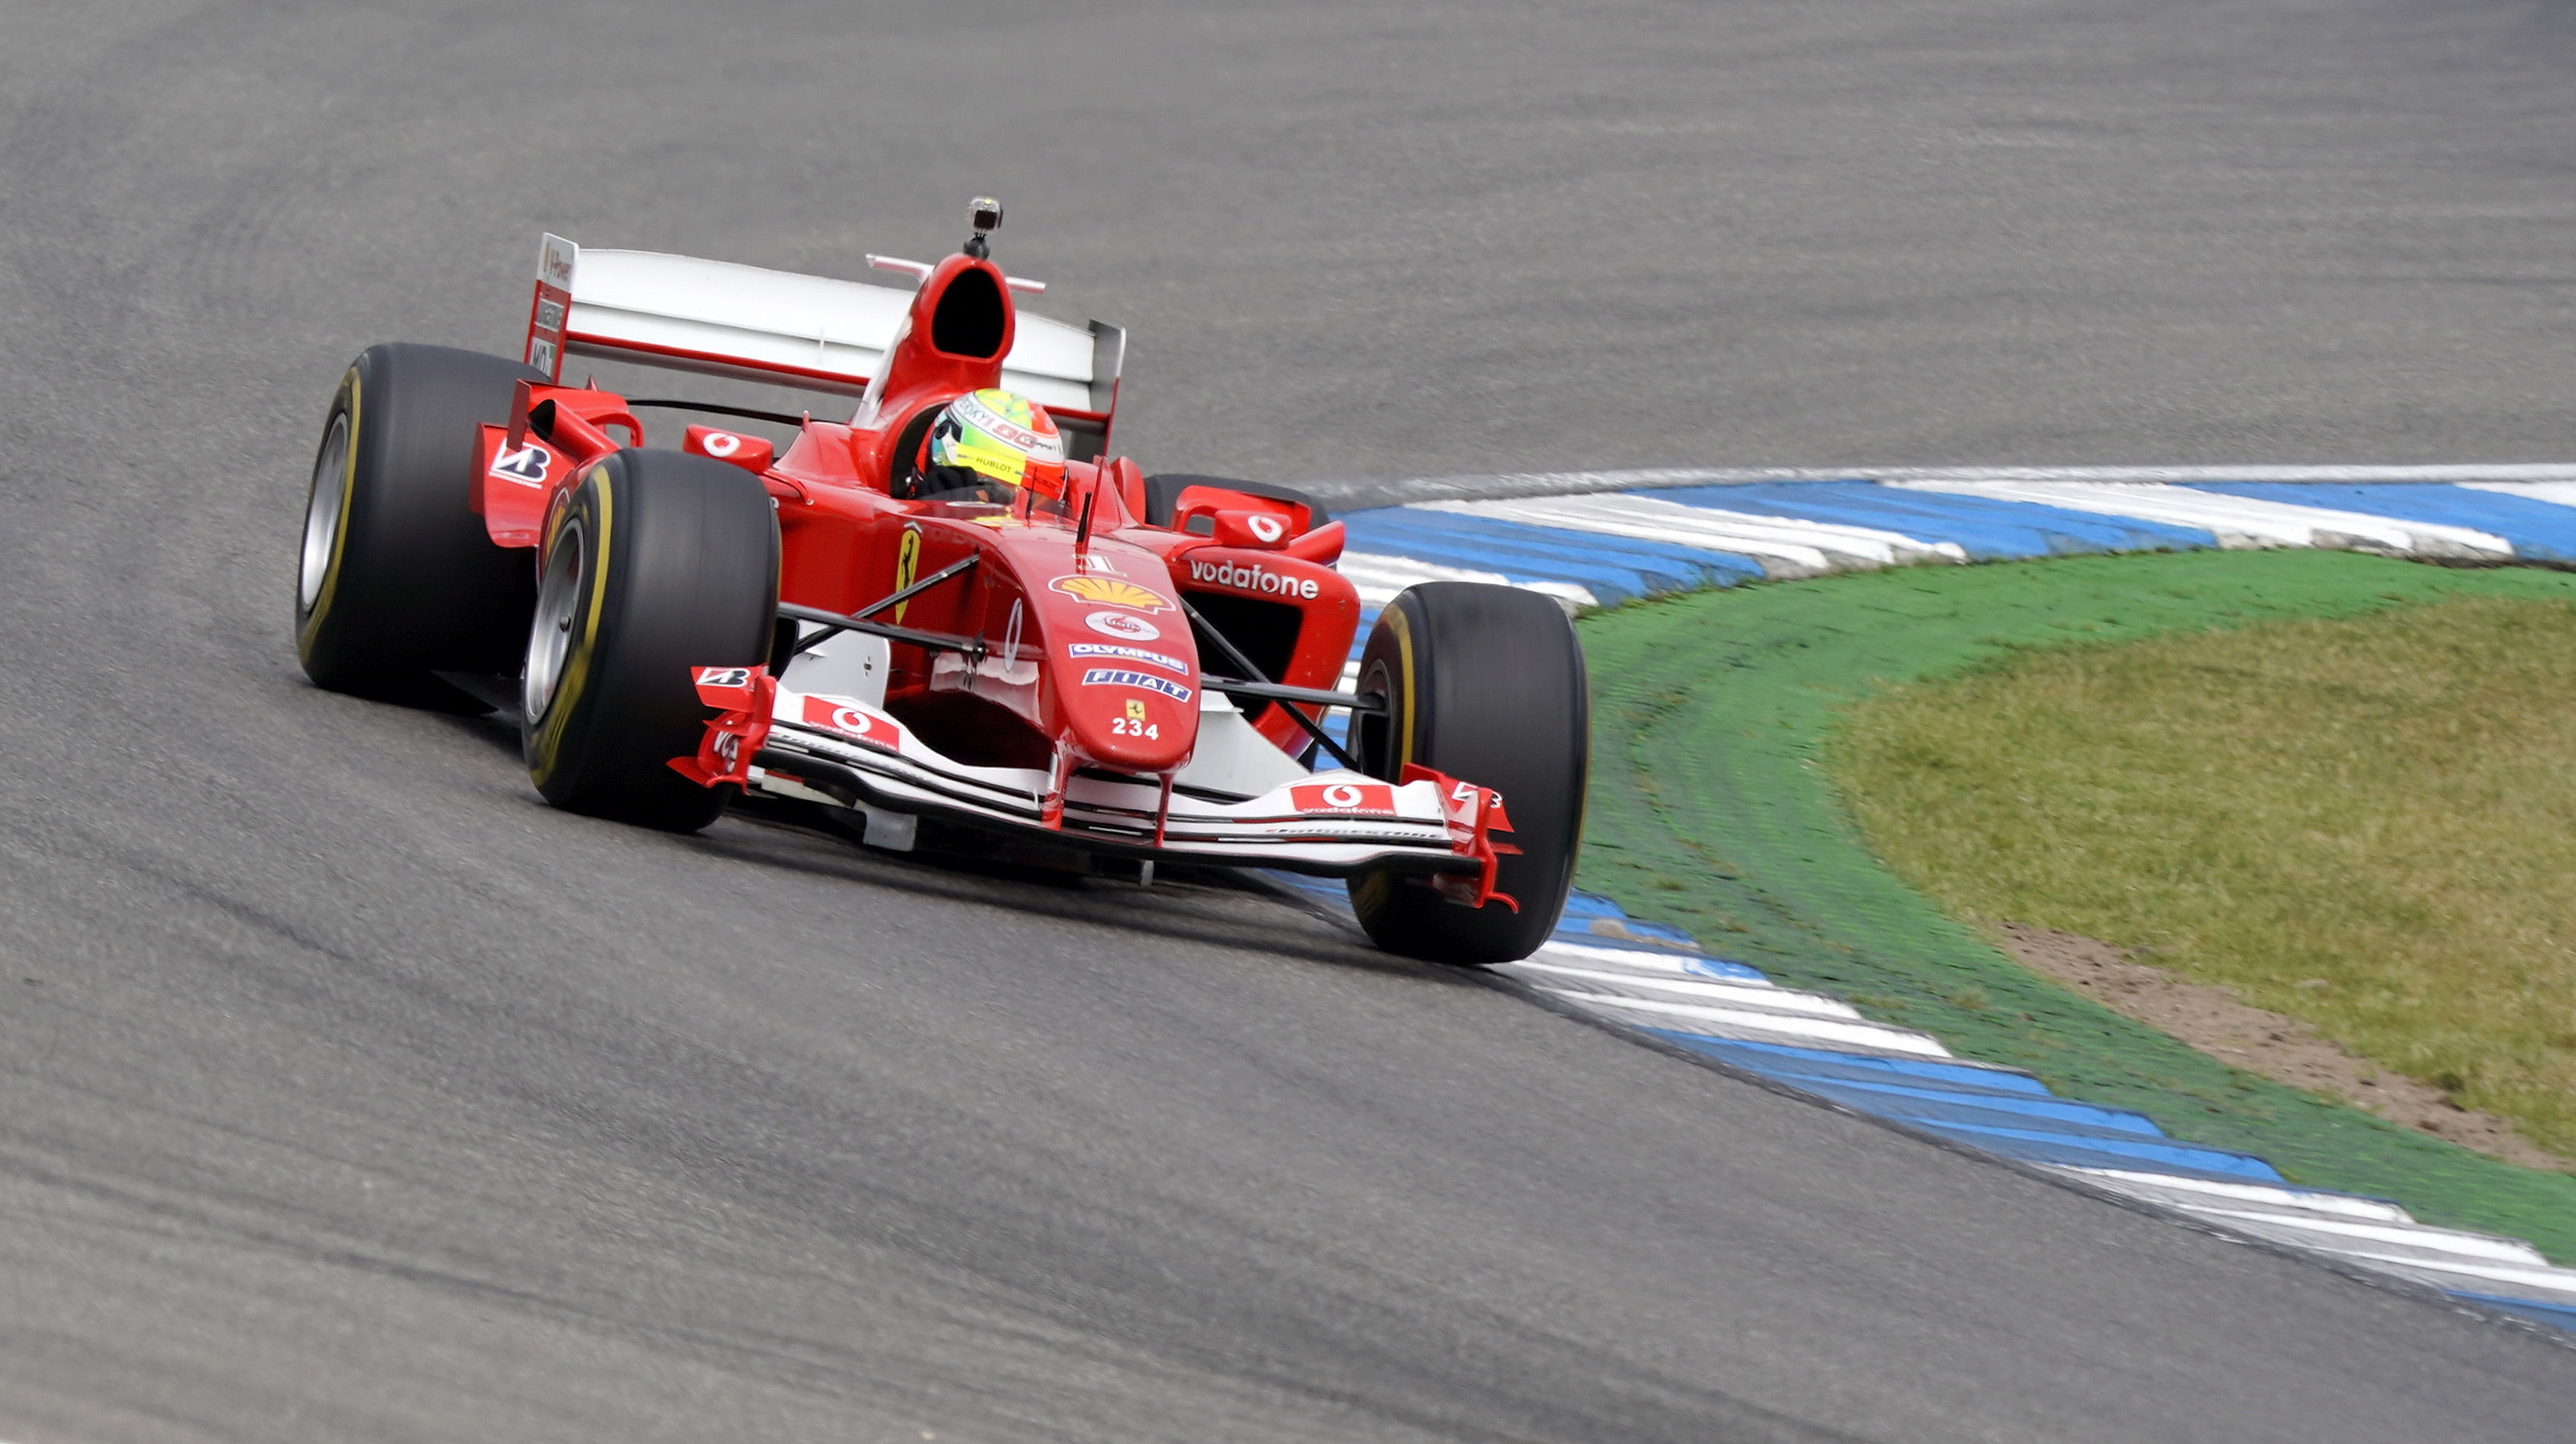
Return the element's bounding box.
[780,627,891,708]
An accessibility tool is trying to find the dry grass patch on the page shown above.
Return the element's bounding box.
[1831,595,2576,1163]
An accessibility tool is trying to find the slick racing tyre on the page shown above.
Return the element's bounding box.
[1348,583,1589,965]
[521,448,779,832]
[295,343,544,704]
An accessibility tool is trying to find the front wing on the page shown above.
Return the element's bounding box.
[673,668,1512,895]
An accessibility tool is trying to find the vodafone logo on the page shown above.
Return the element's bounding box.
[1188,558,1319,601]
[1290,779,1398,817]
[702,431,742,458]
[1247,514,1285,543]
[800,694,895,748]
[1083,610,1161,641]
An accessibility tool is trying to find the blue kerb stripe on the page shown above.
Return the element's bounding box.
[2187,482,2576,565]
[1556,892,1708,950]
[1675,954,1772,982]
[1788,1075,2167,1136]
[1339,510,1766,602]
[1342,513,1705,598]
[1557,891,1642,920]
[1642,1032,2052,1096]
[1349,507,1772,586]
[1340,512,1762,602]
[1646,1036,2279,1179]
[2451,1293,2576,1331]
[1639,481,2220,557]
[1909,1121,2286,1183]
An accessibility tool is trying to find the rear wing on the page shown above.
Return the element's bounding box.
[521,234,1125,424]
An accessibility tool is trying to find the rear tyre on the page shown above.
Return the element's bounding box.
[1347,583,1589,964]
[294,343,544,703]
[521,449,780,832]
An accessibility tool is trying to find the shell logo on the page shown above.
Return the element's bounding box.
[1050,575,1172,612]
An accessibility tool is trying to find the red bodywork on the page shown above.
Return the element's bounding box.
[469,246,1510,902]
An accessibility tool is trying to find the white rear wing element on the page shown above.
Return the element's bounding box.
[524,235,1123,418]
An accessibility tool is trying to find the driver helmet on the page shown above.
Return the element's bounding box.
[915,388,1067,504]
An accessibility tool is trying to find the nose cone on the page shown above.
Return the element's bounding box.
[1063,661,1199,771]
[1027,543,1201,773]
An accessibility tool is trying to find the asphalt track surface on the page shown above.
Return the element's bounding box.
[5,2,2574,1439]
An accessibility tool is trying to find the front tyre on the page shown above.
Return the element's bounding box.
[295,343,544,701]
[1348,583,1589,964]
[521,449,779,832]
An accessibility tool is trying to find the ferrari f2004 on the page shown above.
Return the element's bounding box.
[294,202,1588,964]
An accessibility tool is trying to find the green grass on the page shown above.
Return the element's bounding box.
[1831,593,2576,1161]
[1569,549,2576,1261]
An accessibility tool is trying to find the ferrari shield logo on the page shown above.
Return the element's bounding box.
[893,524,923,622]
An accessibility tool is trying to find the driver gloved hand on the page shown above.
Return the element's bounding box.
[905,464,1009,503]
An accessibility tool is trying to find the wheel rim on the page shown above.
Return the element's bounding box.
[297,413,350,615]
[524,518,586,720]
[1352,658,1395,777]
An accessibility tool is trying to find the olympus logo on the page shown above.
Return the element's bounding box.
[1067,643,1188,674]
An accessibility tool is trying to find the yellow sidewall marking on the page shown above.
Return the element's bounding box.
[1351,599,1418,912]
[530,468,615,784]
[297,369,362,652]
[1385,600,1418,772]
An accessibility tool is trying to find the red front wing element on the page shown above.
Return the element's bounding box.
[1406,763,1519,911]
[669,666,776,789]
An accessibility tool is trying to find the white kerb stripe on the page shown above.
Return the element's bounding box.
[2461,481,2576,510]
[1887,481,2512,558]
[2167,1206,2553,1265]
[1342,464,2576,507]
[1528,939,1746,976]
[2331,1251,2576,1299]
[1543,989,1957,1056]
[1336,551,1597,612]
[1503,961,1865,1019]
[2048,1167,2415,1221]
[1421,495,1967,576]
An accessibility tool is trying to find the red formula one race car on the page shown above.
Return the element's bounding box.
[293,202,1587,964]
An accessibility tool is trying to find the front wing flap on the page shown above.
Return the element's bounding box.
[670,667,1510,894]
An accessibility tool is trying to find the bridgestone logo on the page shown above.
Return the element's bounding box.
[1188,559,1319,600]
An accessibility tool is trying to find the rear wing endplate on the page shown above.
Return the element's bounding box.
[521,234,1124,421]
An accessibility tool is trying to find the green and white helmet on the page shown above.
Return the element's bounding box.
[926,389,1067,500]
